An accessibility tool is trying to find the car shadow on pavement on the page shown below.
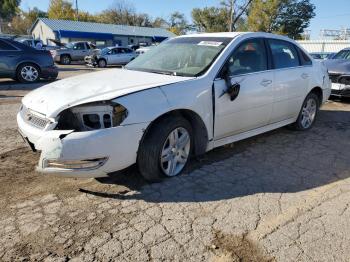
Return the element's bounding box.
[79,108,350,203]
[0,79,52,91]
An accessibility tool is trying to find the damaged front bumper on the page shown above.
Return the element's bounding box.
[17,112,148,178]
[331,83,350,97]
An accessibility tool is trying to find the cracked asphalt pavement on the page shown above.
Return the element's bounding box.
[1,70,350,261]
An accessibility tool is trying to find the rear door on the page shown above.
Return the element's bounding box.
[122,48,135,63]
[267,39,310,122]
[0,40,21,78]
[213,38,274,139]
[72,42,87,60]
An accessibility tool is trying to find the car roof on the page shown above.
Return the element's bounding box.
[177,32,297,43]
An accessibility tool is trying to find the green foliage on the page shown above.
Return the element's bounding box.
[277,0,315,39]
[9,7,47,34]
[192,7,229,32]
[0,0,20,21]
[247,0,315,39]
[168,11,189,35]
[47,0,76,20]
[191,0,253,32]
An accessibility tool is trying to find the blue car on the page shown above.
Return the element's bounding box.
[0,38,58,83]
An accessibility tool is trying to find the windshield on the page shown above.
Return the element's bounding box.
[65,43,74,49]
[333,50,350,60]
[101,47,111,55]
[125,37,232,77]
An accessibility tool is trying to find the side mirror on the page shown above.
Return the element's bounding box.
[224,69,240,101]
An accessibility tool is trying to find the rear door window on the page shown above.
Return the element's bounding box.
[268,39,300,69]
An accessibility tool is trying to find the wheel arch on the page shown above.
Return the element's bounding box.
[309,86,323,103]
[16,61,41,74]
[140,109,209,157]
[60,53,71,59]
[98,58,107,64]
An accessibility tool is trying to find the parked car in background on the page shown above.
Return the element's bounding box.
[15,38,59,51]
[50,41,98,65]
[0,38,58,83]
[324,48,350,98]
[135,46,154,55]
[17,32,330,180]
[85,47,136,67]
[310,52,336,60]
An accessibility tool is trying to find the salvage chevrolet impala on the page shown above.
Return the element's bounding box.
[17,32,331,181]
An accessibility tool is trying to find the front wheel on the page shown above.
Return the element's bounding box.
[137,116,192,182]
[290,93,320,130]
[98,59,107,68]
[60,55,71,65]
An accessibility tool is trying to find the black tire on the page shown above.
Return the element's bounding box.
[98,59,107,68]
[16,63,40,83]
[289,92,320,131]
[137,116,193,182]
[60,55,71,65]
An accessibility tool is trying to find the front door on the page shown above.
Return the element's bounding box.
[214,38,274,140]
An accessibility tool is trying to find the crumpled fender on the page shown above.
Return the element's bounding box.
[36,130,74,159]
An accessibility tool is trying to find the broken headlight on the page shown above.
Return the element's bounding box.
[55,102,128,131]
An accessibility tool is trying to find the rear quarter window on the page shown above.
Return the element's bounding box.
[298,48,312,66]
[0,40,17,51]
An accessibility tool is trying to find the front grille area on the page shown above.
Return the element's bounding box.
[21,106,50,129]
[329,74,340,83]
[338,75,350,85]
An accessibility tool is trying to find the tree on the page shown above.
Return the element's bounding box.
[9,7,47,35]
[276,0,315,39]
[97,0,136,25]
[47,0,75,20]
[0,0,21,33]
[247,0,284,32]
[247,0,315,39]
[168,11,189,35]
[152,17,168,28]
[192,7,229,32]
[191,0,253,33]
[0,0,20,21]
[220,0,253,31]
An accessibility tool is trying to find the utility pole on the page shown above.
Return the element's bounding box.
[75,0,79,21]
[229,0,235,32]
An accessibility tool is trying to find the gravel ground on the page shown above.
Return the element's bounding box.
[0,66,350,261]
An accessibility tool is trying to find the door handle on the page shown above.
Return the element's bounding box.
[260,79,272,86]
[6,55,18,58]
[301,73,309,79]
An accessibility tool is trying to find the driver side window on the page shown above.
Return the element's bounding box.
[225,38,268,76]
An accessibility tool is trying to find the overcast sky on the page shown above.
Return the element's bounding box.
[20,0,350,39]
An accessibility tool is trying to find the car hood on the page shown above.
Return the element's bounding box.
[324,59,350,75]
[22,68,193,118]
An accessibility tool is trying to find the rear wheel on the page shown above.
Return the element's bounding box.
[60,55,71,65]
[98,59,107,68]
[16,63,40,83]
[137,116,192,182]
[290,92,319,130]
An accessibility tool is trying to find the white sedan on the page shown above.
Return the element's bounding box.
[17,32,331,181]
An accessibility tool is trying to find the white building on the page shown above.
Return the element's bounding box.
[30,18,175,47]
[297,40,350,53]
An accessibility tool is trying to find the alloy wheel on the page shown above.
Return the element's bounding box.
[160,127,191,177]
[20,66,39,82]
[301,97,317,129]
